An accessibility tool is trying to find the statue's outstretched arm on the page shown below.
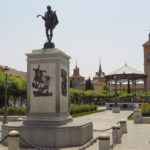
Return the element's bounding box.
[37,15,45,21]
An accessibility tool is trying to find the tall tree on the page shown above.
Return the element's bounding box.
[85,77,94,90]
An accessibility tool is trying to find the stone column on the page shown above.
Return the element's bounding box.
[112,125,121,145]
[8,130,20,150]
[24,48,72,126]
[133,109,143,123]
[20,48,93,148]
[119,120,127,135]
[98,135,110,150]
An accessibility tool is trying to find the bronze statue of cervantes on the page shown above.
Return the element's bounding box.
[37,5,59,49]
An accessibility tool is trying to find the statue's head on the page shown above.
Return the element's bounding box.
[47,5,51,11]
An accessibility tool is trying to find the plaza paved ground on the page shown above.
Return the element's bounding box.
[2,110,150,150]
[114,121,150,150]
[60,110,132,150]
[74,110,131,136]
[59,110,150,150]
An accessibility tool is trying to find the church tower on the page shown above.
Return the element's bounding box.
[70,64,85,89]
[143,33,150,90]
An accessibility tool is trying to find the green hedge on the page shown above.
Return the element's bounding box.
[0,104,98,116]
[141,103,150,116]
[70,104,97,115]
[0,107,27,116]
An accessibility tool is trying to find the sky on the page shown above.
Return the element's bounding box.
[0,0,150,78]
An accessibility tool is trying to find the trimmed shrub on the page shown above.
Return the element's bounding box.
[141,103,150,116]
[0,107,27,116]
[0,105,98,116]
[70,104,97,115]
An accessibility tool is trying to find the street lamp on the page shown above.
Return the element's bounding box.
[3,66,9,125]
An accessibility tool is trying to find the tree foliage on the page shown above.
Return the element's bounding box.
[69,87,150,105]
[0,70,27,108]
[85,78,94,90]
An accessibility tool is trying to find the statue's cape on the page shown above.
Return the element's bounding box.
[52,11,59,29]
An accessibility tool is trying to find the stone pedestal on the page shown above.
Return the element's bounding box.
[2,48,93,148]
[24,48,72,125]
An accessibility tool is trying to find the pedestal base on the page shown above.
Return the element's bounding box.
[43,42,55,49]
[23,113,73,126]
[2,120,93,148]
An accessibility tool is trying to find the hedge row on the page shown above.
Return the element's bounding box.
[0,104,98,116]
[70,104,97,115]
[69,88,150,105]
[0,107,27,116]
[141,103,150,116]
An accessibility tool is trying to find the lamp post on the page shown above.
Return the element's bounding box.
[3,66,9,125]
